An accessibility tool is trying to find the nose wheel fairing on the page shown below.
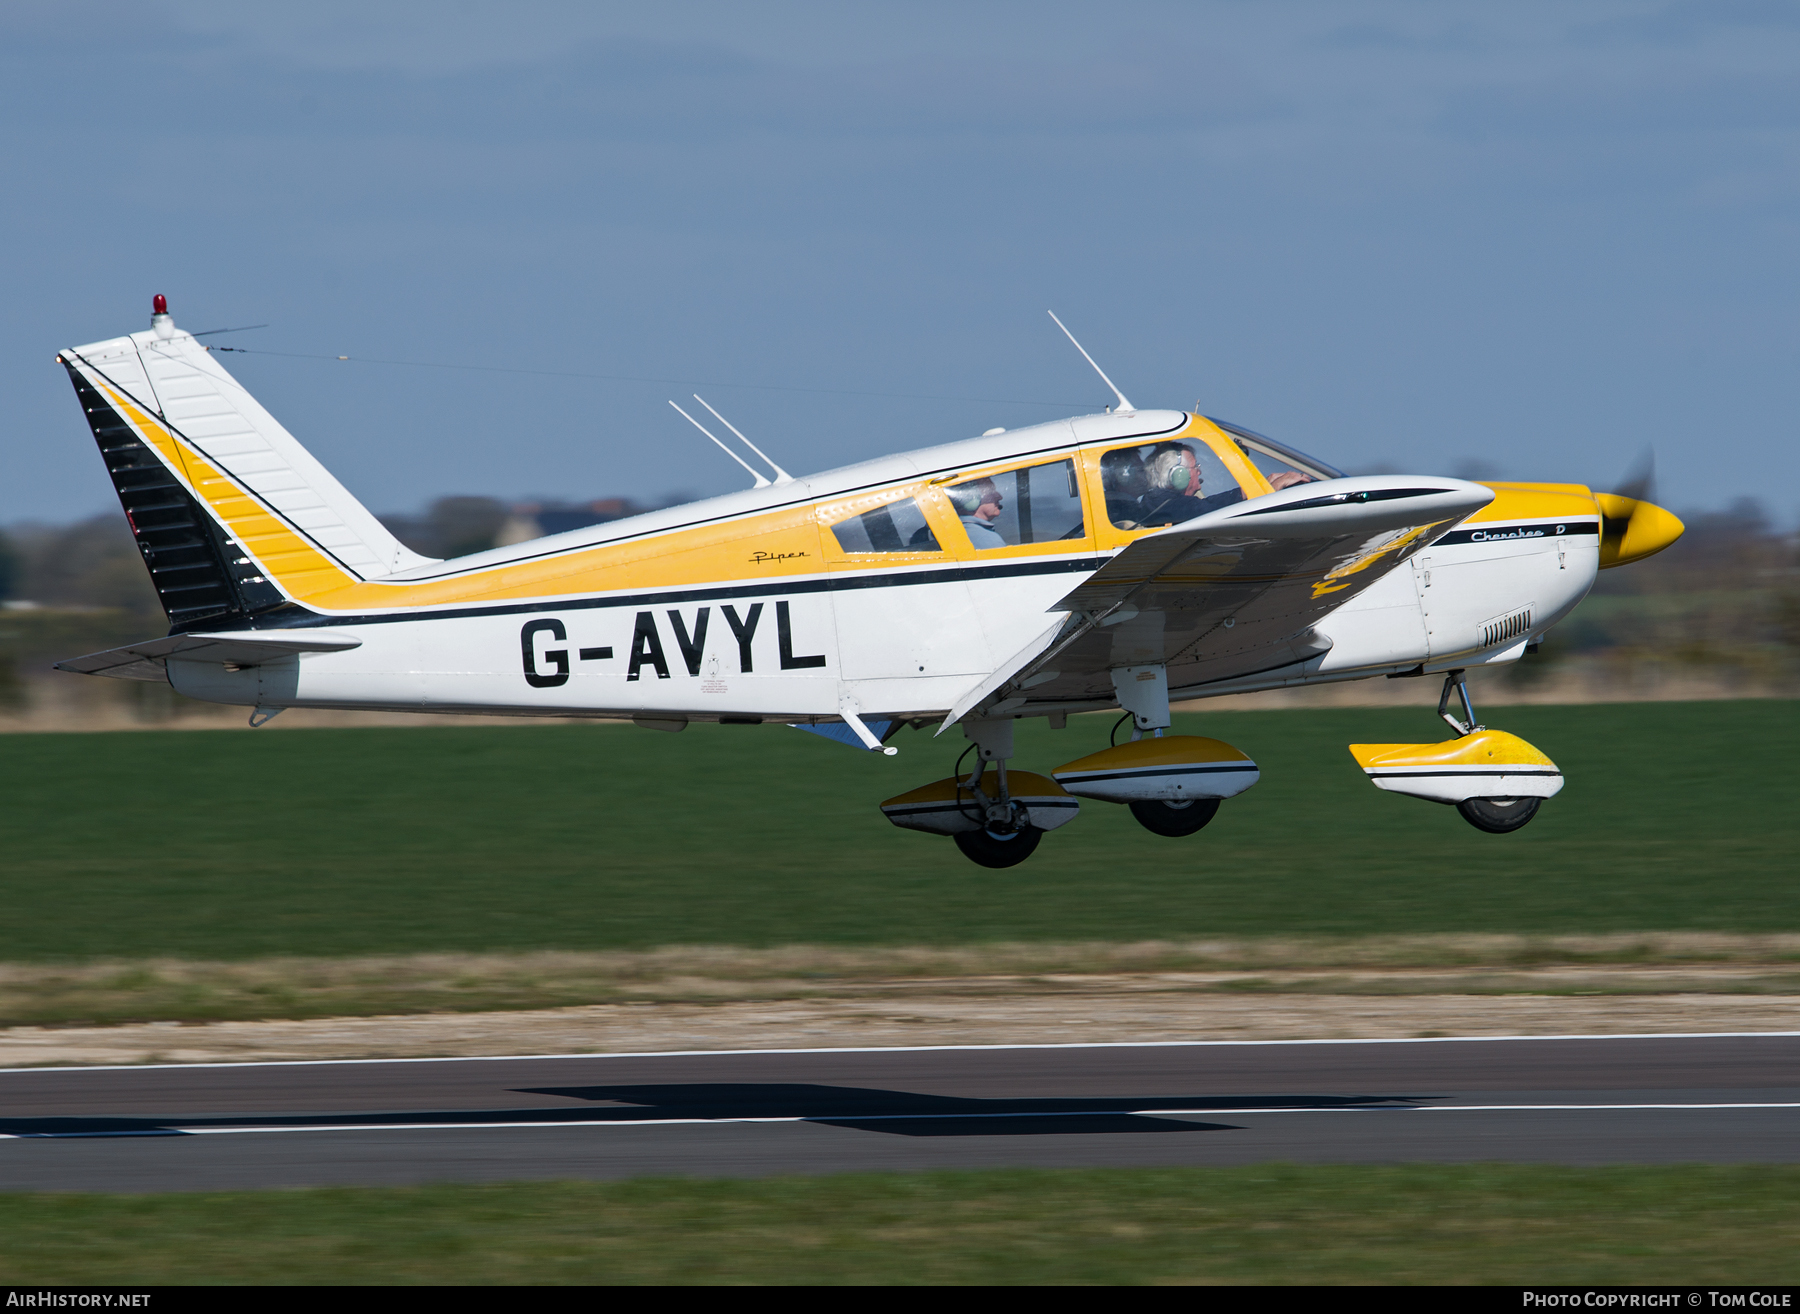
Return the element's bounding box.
[1349,670,1563,832]
[1350,729,1565,806]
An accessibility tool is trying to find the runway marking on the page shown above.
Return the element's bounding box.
[6,1103,1798,1139]
[4,1031,1797,1076]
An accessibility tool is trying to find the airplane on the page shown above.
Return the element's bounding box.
[52,297,1685,867]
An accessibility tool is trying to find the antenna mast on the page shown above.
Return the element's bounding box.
[1047,311,1135,413]
[693,394,793,484]
[668,401,772,488]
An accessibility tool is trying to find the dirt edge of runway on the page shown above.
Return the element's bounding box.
[5,932,1799,1032]
[2,980,1796,1068]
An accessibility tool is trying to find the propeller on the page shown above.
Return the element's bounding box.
[1596,448,1684,568]
[1601,448,1654,535]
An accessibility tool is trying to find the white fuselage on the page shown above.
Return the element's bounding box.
[167,513,1597,721]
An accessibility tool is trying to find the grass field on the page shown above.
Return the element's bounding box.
[0,700,1793,962]
[3,1166,1797,1284]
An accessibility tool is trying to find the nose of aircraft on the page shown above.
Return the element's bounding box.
[1595,492,1684,568]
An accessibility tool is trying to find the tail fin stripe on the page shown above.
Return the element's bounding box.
[131,343,429,577]
[85,369,358,592]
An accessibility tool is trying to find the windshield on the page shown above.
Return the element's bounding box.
[1208,418,1345,488]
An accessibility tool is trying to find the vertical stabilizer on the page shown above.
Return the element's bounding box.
[59,301,439,627]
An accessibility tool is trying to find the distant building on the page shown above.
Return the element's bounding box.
[496,498,651,547]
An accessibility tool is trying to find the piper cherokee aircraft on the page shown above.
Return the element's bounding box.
[53,297,1684,867]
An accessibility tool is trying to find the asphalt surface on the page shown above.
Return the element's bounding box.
[1,1034,1796,1191]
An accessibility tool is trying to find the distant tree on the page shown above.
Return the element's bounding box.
[6,515,160,618]
[0,529,17,601]
[379,496,509,559]
[1451,458,1505,483]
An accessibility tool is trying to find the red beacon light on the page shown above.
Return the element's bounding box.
[152,294,168,317]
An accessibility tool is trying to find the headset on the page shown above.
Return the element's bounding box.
[946,479,1001,516]
[1145,443,1196,493]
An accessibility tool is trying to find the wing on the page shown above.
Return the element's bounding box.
[982,476,1494,713]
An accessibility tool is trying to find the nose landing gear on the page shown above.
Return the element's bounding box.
[1456,796,1542,834]
[1349,671,1564,833]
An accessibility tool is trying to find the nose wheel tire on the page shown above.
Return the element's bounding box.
[1456,797,1542,834]
[953,825,1043,868]
[1128,797,1221,838]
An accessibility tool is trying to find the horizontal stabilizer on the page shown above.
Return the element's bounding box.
[56,632,362,682]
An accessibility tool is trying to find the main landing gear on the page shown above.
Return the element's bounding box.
[1128,797,1221,838]
[950,754,1046,869]
[876,718,1081,869]
[877,666,1262,868]
[1348,670,1564,834]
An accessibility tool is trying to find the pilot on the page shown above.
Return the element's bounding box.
[1268,470,1315,491]
[1100,448,1150,529]
[1138,443,1206,526]
[947,478,1009,549]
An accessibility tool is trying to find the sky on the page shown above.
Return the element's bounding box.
[4,2,1796,524]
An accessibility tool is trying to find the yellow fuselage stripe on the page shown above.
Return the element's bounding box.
[97,383,1601,618]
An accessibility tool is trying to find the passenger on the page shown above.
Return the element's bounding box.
[947,477,1009,549]
[1100,448,1150,529]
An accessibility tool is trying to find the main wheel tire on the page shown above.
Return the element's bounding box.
[953,825,1043,869]
[1456,797,1542,834]
[1128,797,1221,838]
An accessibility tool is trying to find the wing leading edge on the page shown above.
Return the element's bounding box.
[987,476,1494,712]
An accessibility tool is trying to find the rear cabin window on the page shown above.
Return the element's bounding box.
[830,496,941,553]
[1098,439,1242,531]
[945,459,1086,550]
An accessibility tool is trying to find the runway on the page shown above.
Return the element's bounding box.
[2,1034,1796,1191]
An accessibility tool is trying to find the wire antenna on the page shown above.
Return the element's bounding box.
[192,324,270,338]
[1047,311,1134,414]
[668,401,772,489]
[692,394,794,485]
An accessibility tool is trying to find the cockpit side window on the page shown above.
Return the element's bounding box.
[945,459,1086,550]
[1099,439,1242,531]
[830,496,942,554]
